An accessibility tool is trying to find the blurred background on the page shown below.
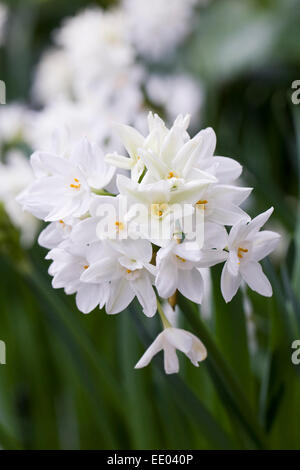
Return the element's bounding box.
[0,0,300,450]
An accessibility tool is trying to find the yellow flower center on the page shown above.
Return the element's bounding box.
[176,255,186,263]
[70,178,81,190]
[237,247,248,259]
[83,265,89,270]
[167,171,178,179]
[115,221,124,231]
[151,203,168,218]
[196,199,208,209]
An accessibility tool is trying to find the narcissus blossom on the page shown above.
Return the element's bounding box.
[220,207,280,302]
[17,112,279,374]
[135,327,207,374]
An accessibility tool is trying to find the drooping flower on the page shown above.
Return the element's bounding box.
[135,327,207,374]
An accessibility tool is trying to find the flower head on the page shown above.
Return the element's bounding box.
[135,327,207,374]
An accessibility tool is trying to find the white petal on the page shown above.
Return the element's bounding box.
[240,261,272,297]
[214,156,242,183]
[156,258,178,298]
[71,217,99,244]
[105,279,135,314]
[131,273,157,317]
[38,223,62,249]
[80,257,119,283]
[196,127,216,161]
[247,207,274,236]
[252,231,280,261]
[105,152,132,170]
[135,332,164,369]
[177,268,204,304]
[75,283,102,314]
[163,344,179,374]
[209,206,250,226]
[161,126,184,166]
[197,249,228,268]
[221,261,241,302]
[116,123,144,160]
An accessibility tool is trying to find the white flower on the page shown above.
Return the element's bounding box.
[107,112,216,185]
[56,7,134,85]
[32,48,73,105]
[71,195,135,245]
[156,239,204,303]
[124,0,198,60]
[0,150,39,247]
[17,138,115,221]
[221,207,280,302]
[146,74,204,127]
[81,239,157,317]
[135,327,207,374]
[0,103,33,144]
[38,217,76,250]
[193,182,252,227]
[192,127,242,184]
[46,241,108,314]
[116,174,212,245]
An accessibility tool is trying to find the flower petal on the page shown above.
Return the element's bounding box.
[240,261,272,297]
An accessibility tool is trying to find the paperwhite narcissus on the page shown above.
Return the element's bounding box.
[17,138,115,221]
[155,239,204,303]
[117,173,213,245]
[80,239,157,317]
[221,207,280,302]
[46,242,109,314]
[135,327,207,374]
[17,111,280,375]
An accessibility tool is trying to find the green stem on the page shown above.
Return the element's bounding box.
[178,295,269,450]
[90,188,116,196]
[156,297,172,329]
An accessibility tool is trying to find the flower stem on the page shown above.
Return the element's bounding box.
[178,294,269,449]
[156,297,171,329]
[91,188,116,196]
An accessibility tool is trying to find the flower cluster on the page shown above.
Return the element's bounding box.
[0,2,205,245]
[17,112,280,374]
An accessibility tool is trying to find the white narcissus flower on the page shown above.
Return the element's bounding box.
[135,327,207,374]
[56,7,134,82]
[71,195,134,245]
[106,113,217,185]
[17,138,115,221]
[32,48,73,106]
[46,242,109,314]
[117,174,213,245]
[81,239,157,317]
[124,0,198,61]
[194,182,252,227]
[15,108,280,375]
[221,207,280,302]
[38,217,76,250]
[155,240,204,303]
[146,74,204,127]
[193,127,242,184]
